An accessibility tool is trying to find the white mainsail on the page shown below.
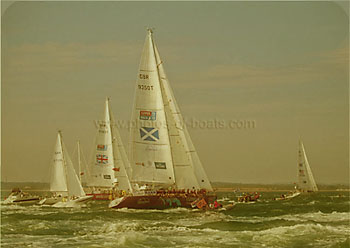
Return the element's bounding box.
[297,140,318,192]
[50,132,68,195]
[129,29,212,190]
[129,30,175,186]
[87,99,116,188]
[86,98,133,193]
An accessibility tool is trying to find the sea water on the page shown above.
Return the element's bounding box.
[1,192,349,248]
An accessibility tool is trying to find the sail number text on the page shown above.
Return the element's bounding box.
[138,85,154,90]
[139,74,149,79]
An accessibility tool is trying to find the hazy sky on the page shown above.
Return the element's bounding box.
[2,1,349,184]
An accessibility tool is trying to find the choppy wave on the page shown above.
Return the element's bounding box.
[1,192,349,248]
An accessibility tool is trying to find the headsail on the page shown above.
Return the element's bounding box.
[129,29,212,190]
[153,42,212,190]
[297,140,318,192]
[62,141,86,197]
[87,99,116,188]
[108,99,134,193]
[50,132,68,195]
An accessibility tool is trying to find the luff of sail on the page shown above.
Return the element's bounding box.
[297,141,318,192]
[87,99,116,188]
[50,132,68,195]
[108,98,133,193]
[129,29,212,190]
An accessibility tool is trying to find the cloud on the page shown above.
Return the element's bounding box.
[3,41,140,77]
[175,45,348,90]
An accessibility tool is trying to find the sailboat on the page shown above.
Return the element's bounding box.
[39,131,92,206]
[109,29,215,209]
[85,98,133,200]
[297,140,318,192]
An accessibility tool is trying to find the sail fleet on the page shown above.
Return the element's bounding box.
[4,29,319,208]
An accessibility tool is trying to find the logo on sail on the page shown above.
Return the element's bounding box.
[103,175,111,179]
[97,144,107,151]
[154,162,166,169]
[140,111,156,121]
[140,127,159,142]
[96,154,108,164]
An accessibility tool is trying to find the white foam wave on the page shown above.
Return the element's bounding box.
[226,211,350,224]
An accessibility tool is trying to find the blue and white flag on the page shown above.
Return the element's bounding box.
[140,127,159,142]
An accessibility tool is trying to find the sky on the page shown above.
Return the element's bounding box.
[1,1,349,184]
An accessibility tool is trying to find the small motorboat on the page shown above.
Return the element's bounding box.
[3,188,40,205]
[274,192,301,201]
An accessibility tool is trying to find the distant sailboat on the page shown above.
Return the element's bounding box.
[297,140,318,192]
[109,29,215,209]
[85,98,133,200]
[40,131,92,206]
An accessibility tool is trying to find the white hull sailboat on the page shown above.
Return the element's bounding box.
[297,140,318,193]
[109,29,215,209]
[273,140,317,201]
[85,98,133,200]
[40,131,92,207]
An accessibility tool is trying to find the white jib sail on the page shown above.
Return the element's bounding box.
[87,99,116,188]
[153,34,213,191]
[129,30,175,186]
[62,142,86,197]
[50,132,68,195]
[153,46,199,190]
[108,99,133,193]
[298,141,318,192]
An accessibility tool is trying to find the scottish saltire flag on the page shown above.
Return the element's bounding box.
[96,154,108,164]
[140,127,159,142]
